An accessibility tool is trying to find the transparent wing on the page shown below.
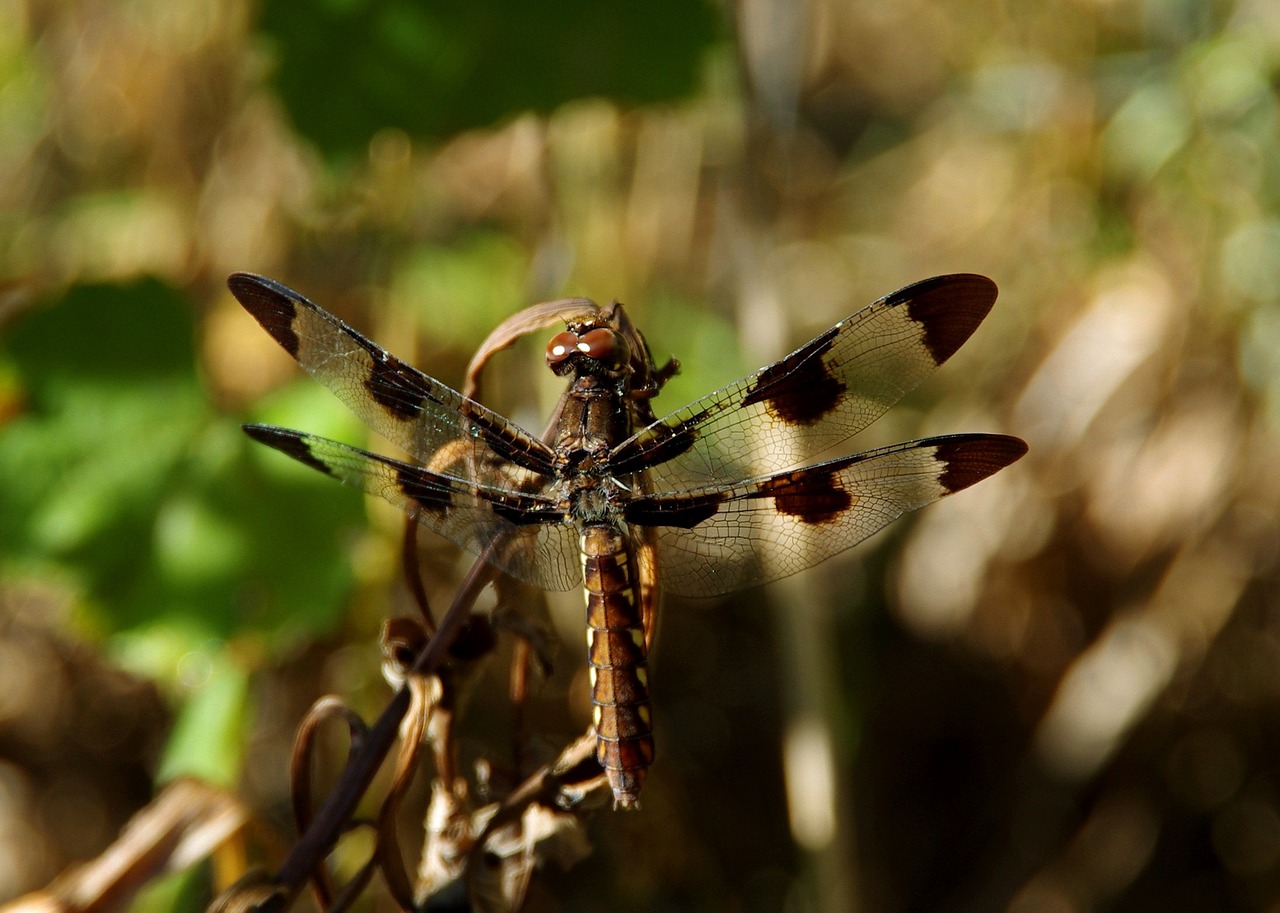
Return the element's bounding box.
[624,434,1026,598]
[610,275,999,489]
[245,425,583,592]
[229,273,557,480]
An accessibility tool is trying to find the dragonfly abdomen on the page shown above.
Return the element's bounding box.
[581,523,653,809]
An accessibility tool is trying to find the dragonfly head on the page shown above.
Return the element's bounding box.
[546,324,631,378]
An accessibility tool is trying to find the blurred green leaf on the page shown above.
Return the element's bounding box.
[641,291,745,412]
[156,660,252,787]
[1103,77,1192,181]
[393,231,529,346]
[0,280,365,664]
[130,866,209,913]
[256,0,721,157]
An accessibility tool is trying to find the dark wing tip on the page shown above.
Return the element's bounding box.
[934,433,1027,493]
[242,422,292,444]
[227,272,291,306]
[886,274,999,366]
[227,271,266,291]
[228,273,306,357]
[243,423,334,476]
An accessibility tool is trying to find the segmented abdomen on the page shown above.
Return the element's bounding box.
[581,523,653,808]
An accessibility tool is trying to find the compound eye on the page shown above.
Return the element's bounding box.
[577,328,627,367]
[546,331,580,367]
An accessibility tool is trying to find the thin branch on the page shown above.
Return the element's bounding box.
[289,696,369,909]
[401,508,435,634]
[209,549,499,913]
[375,674,436,910]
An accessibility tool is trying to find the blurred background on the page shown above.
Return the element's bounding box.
[3,0,1280,910]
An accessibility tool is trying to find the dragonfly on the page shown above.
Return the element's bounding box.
[229,272,1026,808]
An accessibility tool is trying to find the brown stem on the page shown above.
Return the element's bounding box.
[214,550,499,913]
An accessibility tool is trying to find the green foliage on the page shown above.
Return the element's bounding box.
[129,866,209,913]
[158,660,252,786]
[0,280,364,666]
[256,0,721,157]
[393,230,531,346]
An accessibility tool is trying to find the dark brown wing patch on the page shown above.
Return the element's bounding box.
[757,467,853,525]
[364,350,429,421]
[229,273,302,357]
[624,492,725,529]
[890,274,998,365]
[935,435,1028,492]
[740,326,844,425]
[488,497,567,526]
[393,462,454,512]
[243,425,331,475]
